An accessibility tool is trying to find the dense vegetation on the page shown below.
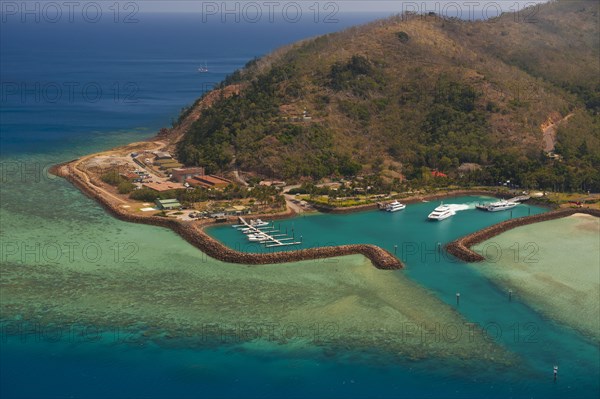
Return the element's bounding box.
[127,183,285,207]
[101,170,135,194]
[178,0,600,192]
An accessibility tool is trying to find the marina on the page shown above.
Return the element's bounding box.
[210,196,549,254]
[232,217,302,248]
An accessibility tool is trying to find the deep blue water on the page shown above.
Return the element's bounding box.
[1,12,386,156]
[1,10,599,399]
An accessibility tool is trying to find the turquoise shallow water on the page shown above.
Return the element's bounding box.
[1,12,599,399]
[207,198,546,255]
[206,200,600,396]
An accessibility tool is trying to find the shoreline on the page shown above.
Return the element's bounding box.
[446,207,600,262]
[51,160,403,270]
[52,142,587,270]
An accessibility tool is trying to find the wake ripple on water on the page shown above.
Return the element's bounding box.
[445,203,472,212]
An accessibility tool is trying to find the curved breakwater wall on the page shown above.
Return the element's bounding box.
[52,162,403,270]
[446,207,600,262]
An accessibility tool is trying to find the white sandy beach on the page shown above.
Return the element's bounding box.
[473,214,600,340]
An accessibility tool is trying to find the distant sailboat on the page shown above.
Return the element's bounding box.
[198,61,209,73]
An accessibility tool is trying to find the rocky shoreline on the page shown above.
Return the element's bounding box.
[54,156,589,270]
[446,207,600,262]
[51,161,403,270]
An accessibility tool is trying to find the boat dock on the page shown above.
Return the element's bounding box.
[233,217,302,248]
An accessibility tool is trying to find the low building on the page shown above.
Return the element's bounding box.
[157,162,184,171]
[155,198,181,210]
[143,181,185,192]
[171,167,206,183]
[154,151,172,160]
[224,205,249,215]
[186,175,232,189]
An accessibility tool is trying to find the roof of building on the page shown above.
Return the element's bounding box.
[172,167,205,174]
[185,175,232,189]
[154,151,172,159]
[156,198,181,205]
[431,170,448,178]
[197,175,232,184]
[143,182,185,192]
[120,172,139,180]
[185,177,211,189]
[155,198,182,208]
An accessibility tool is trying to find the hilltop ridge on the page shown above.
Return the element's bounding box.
[177,0,600,191]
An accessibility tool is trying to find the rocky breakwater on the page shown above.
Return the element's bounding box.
[51,161,403,270]
[446,207,600,262]
[184,222,402,269]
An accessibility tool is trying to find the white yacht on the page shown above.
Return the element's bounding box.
[428,204,456,221]
[250,219,269,227]
[385,200,406,212]
[476,200,519,212]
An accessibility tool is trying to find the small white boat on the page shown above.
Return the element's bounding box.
[250,219,269,227]
[198,62,209,73]
[428,204,456,221]
[385,200,406,212]
[476,200,519,212]
[247,234,269,242]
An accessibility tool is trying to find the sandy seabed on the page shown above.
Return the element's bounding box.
[472,214,600,341]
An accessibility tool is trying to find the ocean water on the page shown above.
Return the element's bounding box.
[1,11,599,399]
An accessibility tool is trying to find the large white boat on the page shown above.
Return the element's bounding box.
[428,204,456,221]
[385,200,406,212]
[476,200,519,212]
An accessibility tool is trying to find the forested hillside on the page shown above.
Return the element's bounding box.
[177,0,600,191]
